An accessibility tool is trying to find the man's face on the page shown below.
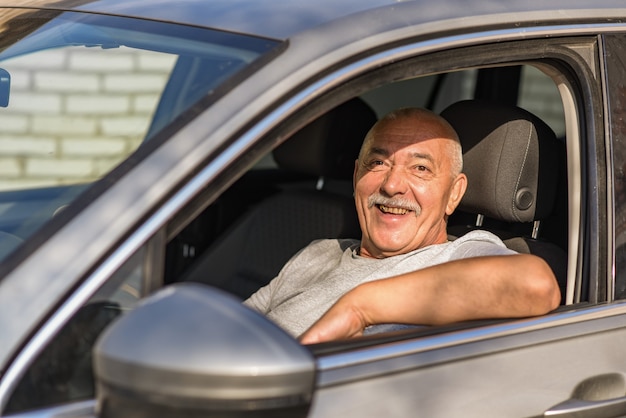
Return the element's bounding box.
[354,116,466,258]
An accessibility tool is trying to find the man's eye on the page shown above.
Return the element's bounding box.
[366,160,385,170]
[412,165,433,176]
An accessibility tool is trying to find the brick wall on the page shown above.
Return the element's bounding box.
[0,46,176,190]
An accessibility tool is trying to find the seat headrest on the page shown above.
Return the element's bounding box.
[273,98,377,180]
[441,100,559,223]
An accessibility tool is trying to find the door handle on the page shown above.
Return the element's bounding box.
[544,397,626,418]
[544,373,626,418]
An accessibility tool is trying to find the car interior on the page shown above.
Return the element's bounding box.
[166,64,570,307]
[174,98,376,298]
[442,99,568,303]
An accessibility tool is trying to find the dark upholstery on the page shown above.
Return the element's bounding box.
[185,191,361,298]
[441,100,560,223]
[273,98,376,180]
[441,100,567,303]
[182,98,377,299]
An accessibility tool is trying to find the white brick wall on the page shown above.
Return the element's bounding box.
[66,95,131,115]
[61,138,127,157]
[0,46,176,190]
[0,158,20,177]
[0,137,55,155]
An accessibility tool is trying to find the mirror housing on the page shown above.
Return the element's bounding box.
[93,283,316,417]
[0,68,9,107]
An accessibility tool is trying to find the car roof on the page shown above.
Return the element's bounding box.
[4,0,626,40]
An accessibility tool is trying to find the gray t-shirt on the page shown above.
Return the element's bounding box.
[244,230,515,337]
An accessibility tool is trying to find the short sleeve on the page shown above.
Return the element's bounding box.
[449,230,517,259]
[243,244,310,313]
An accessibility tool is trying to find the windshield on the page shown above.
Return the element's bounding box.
[0,8,279,263]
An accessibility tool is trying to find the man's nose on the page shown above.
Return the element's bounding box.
[380,166,408,196]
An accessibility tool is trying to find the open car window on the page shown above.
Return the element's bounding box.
[164,61,570,306]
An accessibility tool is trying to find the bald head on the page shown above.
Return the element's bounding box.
[353,107,468,256]
[360,108,462,177]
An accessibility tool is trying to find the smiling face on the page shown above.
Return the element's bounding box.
[354,109,467,258]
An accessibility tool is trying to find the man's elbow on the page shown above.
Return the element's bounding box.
[526,256,561,315]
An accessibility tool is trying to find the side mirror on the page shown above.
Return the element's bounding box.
[0,68,9,107]
[93,283,316,417]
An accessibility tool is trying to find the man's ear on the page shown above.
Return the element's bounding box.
[352,159,359,191]
[445,173,467,216]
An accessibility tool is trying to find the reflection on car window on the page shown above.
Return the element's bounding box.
[0,10,279,264]
[5,247,146,413]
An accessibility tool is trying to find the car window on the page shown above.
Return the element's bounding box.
[5,246,146,413]
[164,62,570,302]
[0,10,279,265]
[518,65,566,138]
[253,71,477,170]
[362,70,477,117]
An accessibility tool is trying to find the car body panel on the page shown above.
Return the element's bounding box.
[17,0,626,40]
[312,307,626,417]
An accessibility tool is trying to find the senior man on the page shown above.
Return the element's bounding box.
[244,107,560,344]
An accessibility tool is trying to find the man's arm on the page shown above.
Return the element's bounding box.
[299,253,560,344]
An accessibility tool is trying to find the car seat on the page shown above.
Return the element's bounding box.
[441,100,568,303]
[181,98,377,299]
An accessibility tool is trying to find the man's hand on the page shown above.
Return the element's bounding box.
[299,292,368,344]
[300,254,560,344]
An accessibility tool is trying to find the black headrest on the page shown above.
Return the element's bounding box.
[273,98,377,180]
[441,100,559,223]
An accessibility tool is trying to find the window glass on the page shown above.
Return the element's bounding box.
[518,65,566,137]
[5,247,146,413]
[0,10,279,264]
[253,71,478,171]
[361,70,477,117]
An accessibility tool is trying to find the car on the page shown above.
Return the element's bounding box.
[1,0,626,416]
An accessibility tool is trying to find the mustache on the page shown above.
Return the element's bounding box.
[367,193,421,216]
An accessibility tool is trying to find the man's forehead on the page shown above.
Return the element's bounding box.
[374,115,452,140]
[365,132,448,155]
